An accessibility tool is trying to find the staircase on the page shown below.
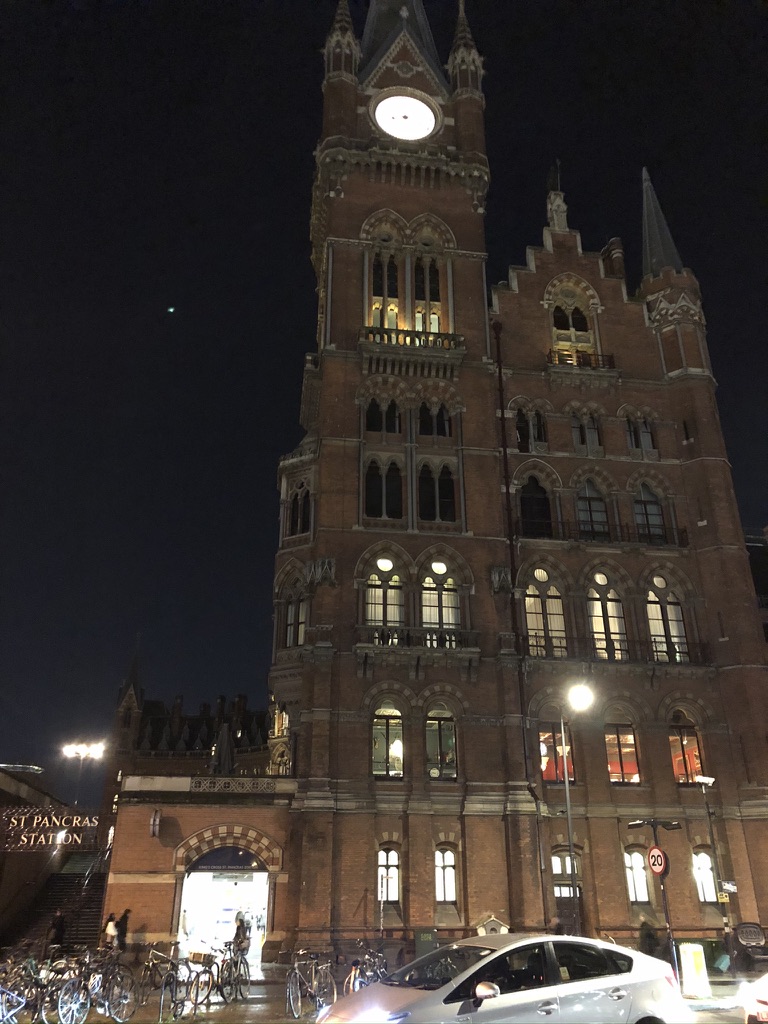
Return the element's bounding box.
[1,852,107,949]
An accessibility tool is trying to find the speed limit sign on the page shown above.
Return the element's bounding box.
[648,846,667,876]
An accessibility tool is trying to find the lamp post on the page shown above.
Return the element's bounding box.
[62,742,105,805]
[628,818,682,979]
[695,775,733,973]
[559,683,594,935]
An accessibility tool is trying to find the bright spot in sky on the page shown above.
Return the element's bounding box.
[167,307,175,313]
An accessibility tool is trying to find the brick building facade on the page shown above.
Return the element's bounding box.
[104,0,768,963]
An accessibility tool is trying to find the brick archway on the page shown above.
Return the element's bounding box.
[174,825,283,872]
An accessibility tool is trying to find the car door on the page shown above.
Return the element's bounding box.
[441,942,560,1023]
[552,940,632,1023]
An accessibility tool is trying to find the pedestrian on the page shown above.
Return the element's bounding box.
[233,912,250,954]
[116,909,131,953]
[103,913,118,948]
[48,909,66,950]
[639,917,660,957]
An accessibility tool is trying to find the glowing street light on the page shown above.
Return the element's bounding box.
[62,742,105,805]
[560,683,594,935]
[695,775,733,972]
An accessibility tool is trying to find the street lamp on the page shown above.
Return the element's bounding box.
[560,683,594,935]
[628,817,682,979]
[695,775,733,973]
[62,742,105,805]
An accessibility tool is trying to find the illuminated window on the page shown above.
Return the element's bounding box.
[693,850,717,903]
[435,848,456,902]
[372,253,399,329]
[525,568,567,658]
[414,256,441,333]
[552,850,580,898]
[365,560,404,645]
[539,722,574,783]
[372,701,403,777]
[426,702,457,779]
[587,572,628,660]
[421,562,460,648]
[647,576,689,662]
[625,850,650,902]
[605,724,640,784]
[668,710,702,784]
[378,847,399,902]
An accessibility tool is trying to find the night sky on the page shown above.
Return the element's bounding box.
[2,0,766,805]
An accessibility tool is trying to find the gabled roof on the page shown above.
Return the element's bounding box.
[360,0,447,88]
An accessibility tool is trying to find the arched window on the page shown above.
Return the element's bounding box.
[539,720,574,783]
[524,568,567,657]
[571,307,588,332]
[287,483,311,537]
[519,476,552,538]
[435,848,457,902]
[552,849,581,934]
[693,850,717,903]
[426,701,457,779]
[553,305,569,330]
[284,593,308,648]
[418,403,452,437]
[384,400,400,434]
[372,701,403,778]
[634,485,665,543]
[421,561,460,648]
[414,257,441,333]
[577,480,610,541]
[605,720,640,783]
[669,709,703,784]
[365,461,403,520]
[571,414,601,453]
[418,465,456,522]
[626,417,656,452]
[371,252,399,329]
[365,556,405,645]
[378,847,399,902]
[625,850,650,902]
[366,399,383,432]
[587,572,628,660]
[647,575,689,662]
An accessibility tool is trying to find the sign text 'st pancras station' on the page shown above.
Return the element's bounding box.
[2,807,99,850]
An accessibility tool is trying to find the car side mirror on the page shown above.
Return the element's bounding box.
[475,981,500,1001]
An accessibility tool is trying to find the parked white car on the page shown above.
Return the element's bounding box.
[318,932,693,1023]
[742,971,768,1022]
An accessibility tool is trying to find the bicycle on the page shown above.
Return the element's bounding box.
[343,940,388,994]
[57,946,137,1024]
[138,944,190,1010]
[286,950,336,1019]
[217,941,250,1003]
[0,984,25,1024]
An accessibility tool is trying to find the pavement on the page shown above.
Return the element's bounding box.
[127,962,752,1023]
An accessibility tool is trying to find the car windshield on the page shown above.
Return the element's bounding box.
[383,944,495,990]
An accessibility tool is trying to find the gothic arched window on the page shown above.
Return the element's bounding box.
[426,701,457,779]
[524,567,567,657]
[668,709,703,783]
[625,850,650,903]
[365,460,403,520]
[693,850,717,903]
[587,571,628,660]
[287,483,311,537]
[366,399,383,432]
[372,702,403,778]
[634,484,665,543]
[421,560,460,648]
[378,846,400,901]
[435,848,457,902]
[647,575,689,661]
[364,556,405,645]
[576,480,610,541]
[519,476,552,538]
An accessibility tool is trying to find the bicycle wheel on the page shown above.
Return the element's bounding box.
[315,966,336,1010]
[189,968,213,1006]
[41,976,65,1024]
[220,961,236,1003]
[286,969,301,1019]
[58,978,91,1024]
[235,958,250,1001]
[106,968,137,1022]
[174,962,191,1004]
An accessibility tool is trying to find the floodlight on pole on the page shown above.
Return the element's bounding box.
[560,682,594,935]
[62,741,105,805]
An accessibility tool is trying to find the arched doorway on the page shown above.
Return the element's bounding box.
[178,846,269,969]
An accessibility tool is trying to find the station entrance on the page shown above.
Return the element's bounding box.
[178,846,269,968]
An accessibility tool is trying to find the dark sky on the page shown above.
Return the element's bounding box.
[2,0,766,804]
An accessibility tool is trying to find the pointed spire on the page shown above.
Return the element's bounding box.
[360,0,446,87]
[448,0,483,94]
[117,650,142,709]
[330,0,354,36]
[642,167,683,277]
[451,0,477,52]
[324,0,360,80]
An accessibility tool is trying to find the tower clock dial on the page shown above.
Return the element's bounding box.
[373,93,437,141]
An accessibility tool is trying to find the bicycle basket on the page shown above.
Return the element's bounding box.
[189,952,216,967]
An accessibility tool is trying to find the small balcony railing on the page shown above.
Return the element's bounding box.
[547,349,615,370]
[520,634,709,665]
[513,519,688,547]
[359,326,465,351]
[356,625,479,650]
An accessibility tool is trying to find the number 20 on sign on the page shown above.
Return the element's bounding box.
[648,845,667,876]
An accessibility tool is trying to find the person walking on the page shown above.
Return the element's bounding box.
[115,909,131,953]
[639,917,660,957]
[103,913,118,948]
[47,909,66,951]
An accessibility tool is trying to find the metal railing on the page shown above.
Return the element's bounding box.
[359,326,465,350]
[356,625,479,650]
[547,349,615,369]
[513,519,688,547]
[520,634,709,665]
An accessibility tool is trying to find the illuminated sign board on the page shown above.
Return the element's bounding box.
[1,807,99,851]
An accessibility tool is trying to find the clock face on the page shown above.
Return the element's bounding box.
[374,93,436,141]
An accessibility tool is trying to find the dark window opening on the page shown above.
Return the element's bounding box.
[520,476,552,538]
